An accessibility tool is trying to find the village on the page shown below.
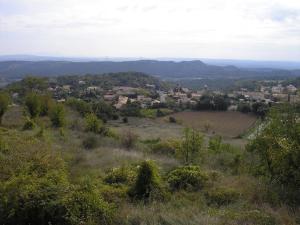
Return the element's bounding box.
[44,76,299,112]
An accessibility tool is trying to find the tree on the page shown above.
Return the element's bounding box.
[177,128,204,164]
[49,103,65,127]
[252,102,269,118]
[247,105,300,205]
[129,160,164,201]
[25,93,41,118]
[40,95,54,116]
[213,95,229,111]
[196,95,213,110]
[85,113,103,133]
[237,102,251,113]
[0,92,10,125]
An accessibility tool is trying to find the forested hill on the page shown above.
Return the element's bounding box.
[0,60,299,79]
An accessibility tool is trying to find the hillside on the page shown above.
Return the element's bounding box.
[0,60,299,79]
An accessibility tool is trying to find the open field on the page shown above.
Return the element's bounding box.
[108,117,183,140]
[165,111,257,138]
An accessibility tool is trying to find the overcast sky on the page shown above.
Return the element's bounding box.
[0,0,300,61]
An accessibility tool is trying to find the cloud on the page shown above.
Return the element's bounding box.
[0,0,300,60]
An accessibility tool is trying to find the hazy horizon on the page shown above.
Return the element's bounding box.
[1,0,300,61]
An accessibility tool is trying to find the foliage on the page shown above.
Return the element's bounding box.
[104,166,137,186]
[85,113,103,133]
[0,92,10,124]
[167,165,208,191]
[205,188,240,206]
[121,102,141,117]
[64,178,115,225]
[92,100,118,121]
[121,130,138,149]
[66,98,92,117]
[252,102,269,118]
[25,92,41,118]
[237,102,251,113]
[208,135,223,153]
[129,160,164,201]
[149,139,180,156]
[82,134,98,149]
[22,117,35,130]
[49,103,65,127]
[39,94,54,116]
[0,132,114,225]
[247,104,300,205]
[177,128,204,164]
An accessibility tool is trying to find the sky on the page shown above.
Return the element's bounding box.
[0,0,300,61]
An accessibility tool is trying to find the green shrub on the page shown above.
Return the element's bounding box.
[205,188,240,206]
[150,139,180,155]
[167,165,208,191]
[177,128,204,164]
[39,95,54,116]
[129,160,165,201]
[66,98,92,117]
[22,117,35,130]
[49,103,65,127]
[25,92,41,118]
[65,180,115,225]
[82,135,98,150]
[104,166,137,185]
[85,113,103,133]
[100,185,128,204]
[0,133,115,225]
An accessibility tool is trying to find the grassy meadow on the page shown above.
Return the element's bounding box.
[1,103,299,225]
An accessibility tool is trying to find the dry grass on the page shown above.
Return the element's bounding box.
[108,117,183,140]
[165,111,257,138]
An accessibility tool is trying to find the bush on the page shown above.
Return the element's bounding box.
[129,160,165,201]
[85,113,103,133]
[104,166,137,185]
[122,117,128,123]
[39,95,54,116]
[150,139,180,156]
[247,105,300,205]
[167,165,208,191]
[169,116,176,123]
[25,92,41,118]
[0,132,115,225]
[205,188,240,206]
[22,117,35,130]
[49,103,65,127]
[121,130,138,149]
[66,98,92,116]
[82,134,98,149]
[177,128,204,163]
[65,179,115,225]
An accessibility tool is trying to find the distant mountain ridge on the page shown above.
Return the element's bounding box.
[0,60,299,79]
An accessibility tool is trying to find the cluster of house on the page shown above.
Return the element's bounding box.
[233,84,299,104]
[46,78,299,110]
[102,85,207,109]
